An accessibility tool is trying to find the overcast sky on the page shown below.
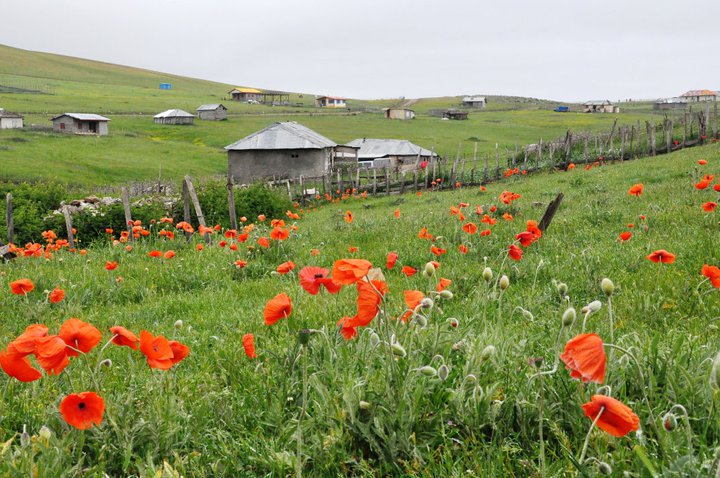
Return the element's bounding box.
[2,0,718,101]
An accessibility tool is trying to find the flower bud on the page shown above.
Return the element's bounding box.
[438,364,449,381]
[420,297,434,309]
[452,340,466,351]
[711,352,720,389]
[369,332,380,347]
[419,366,437,377]
[499,275,509,291]
[414,315,428,327]
[100,359,112,368]
[392,342,407,357]
[481,345,496,361]
[520,308,534,321]
[439,290,453,300]
[423,262,436,277]
[38,425,52,441]
[600,278,614,296]
[447,317,459,328]
[482,267,493,282]
[662,413,678,431]
[597,462,612,475]
[562,307,576,327]
[174,320,183,329]
[556,282,568,296]
[587,300,602,313]
[359,400,371,410]
[465,373,477,384]
[20,425,29,448]
[298,328,316,345]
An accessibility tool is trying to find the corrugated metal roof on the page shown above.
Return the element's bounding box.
[346,138,436,160]
[0,109,23,118]
[656,97,688,104]
[51,113,110,121]
[680,89,717,97]
[229,87,263,94]
[225,122,337,151]
[154,109,195,118]
[196,104,226,111]
[583,100,612,106]
[463,96,486,102]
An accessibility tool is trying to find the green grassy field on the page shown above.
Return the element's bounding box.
[1,143,720,476]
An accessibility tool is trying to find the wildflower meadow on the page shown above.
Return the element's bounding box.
[2,144,720,476]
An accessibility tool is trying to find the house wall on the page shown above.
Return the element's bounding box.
[198,109,227,121]
[154,117,194,125]
[232,92,262,102]
[52,117,109,135]
[53,116,78,134]
[228,148,331,184]
[386,109,415,120]
[0,117,23,129]
[463,101,485,108]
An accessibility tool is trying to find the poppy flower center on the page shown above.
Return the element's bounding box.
[78,402,86,410]
[314,274,324,279]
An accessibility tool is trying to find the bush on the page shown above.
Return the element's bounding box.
[0,181,67,244]
[191,180,292,227]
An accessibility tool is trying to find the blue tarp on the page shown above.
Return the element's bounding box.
[554,106,569,112]
[160,83,172,90]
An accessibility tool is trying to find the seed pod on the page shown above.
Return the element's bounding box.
[392,342,407,357]
[601,278,614,297]
[587,300,602,313]
[424,262,436,277]
[414,315,428,327]
[597,462,612,475]
[662,413,678,431]
[438,364,449,381]
[20,425,29,448]
[439,290,453,299]
[556,282,568,296]
[520,308,534,321]
[562,307,576,327]
[419,366,437,377]
[359,400,371,410]
[481,345,496,361]
[482,267,493,282]
[499,275,510,291]
[420,298,434,309]
[447,317,459,328]
[369,332,380,347]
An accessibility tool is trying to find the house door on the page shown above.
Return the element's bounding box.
[89,122,97,133]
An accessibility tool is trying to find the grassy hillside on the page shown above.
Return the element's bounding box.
[1,144,719,476]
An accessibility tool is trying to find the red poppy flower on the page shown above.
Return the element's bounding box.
[148,250,162,258]
[462,222,478,235]
[0,349,42,382]
[703,202,718,212]
[344,211,353,223]
[430,246,447,256]
[418,227,429,239]
[567,163,576,170]
[647,249,675,264]
[386,252,399,269]
[696,179,711,190]
[394,209,400,218]
[49,287,65,304]
[105,261,118,271]
[10,279,34,296]
[59,392,106,430]
[714,184,720,192]
[699,159,708,165]
[331,259,373,284]
[163,250,176,259]
[139,330,174,370]
[508,244,523,261]
[702,264,720,288]
[582,395,640,437]
[298,266,342,295]
[560,333,606,383]
[348,246,359,253]
[345,280,388,328]
[628,184,644,196]
[168,341,190,365]
[109,326,139,350]
[337,317,358,340]
[264,293,292,325]
[270,227,289,241]
[242,333,257,358]
[34,335,70,375]
[515,231,538,247]
[436,278,452,292]
[59,318,102,356]
[458,244,468,254]
[10,325,48,355]
[257,237,270,248]
[619,231,632,241]
[401,265,417,277]
[502,213,514,221]
[401,290,425,322]
[276,261,296,275]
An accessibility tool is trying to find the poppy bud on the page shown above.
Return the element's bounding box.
[20,425,29,448]
[520,308,534,321]
[662,413,678,431]
[438,364,449,380]
[556,282,568,296]
[392,342,407,357]
[359,400,371,410]
[420,298,434,309]
[419,366,437,377]
[38,425,52,441]
[414,315,428,327]
[439,290,453,300]
[481,345,496,361]
[100,359,112,368]
[600,278,614,296]
[482,267,493,282]
[465,373,477,383]
[423,262,436,277]
[497,276,509,292]
[174,320,183,329]
[369,332,380,347]
[711,352,720,389]
[447,317,459,328]
[597,462,612,475]
[298,328,315,345]
[562,307,576,327]
[587,300,602,313]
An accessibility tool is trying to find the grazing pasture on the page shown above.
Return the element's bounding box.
[2,143,720,476]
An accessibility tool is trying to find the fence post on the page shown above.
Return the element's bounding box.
[183,176,211,244]
[120,187,134,241]
[384,167,390,196]
[182,180,192,242]
[62,206,75,249]
[372,169,377,195]
[227,177,237,231]
[413,170,418,192]
[495,143,500,179]
[6,193,13,245]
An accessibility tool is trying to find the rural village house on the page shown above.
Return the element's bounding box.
[0,108,23,129]
[196,104,228,121]
[51,113,110,135]
[229,87,263,103]
[463,96,486,108]
[346,138,436,172]
[225,122,358,185]
[680,90,717,102]
[315,96,347,108]
[582,100,619,113]
[383,108,415,120]
[154,109,195,125]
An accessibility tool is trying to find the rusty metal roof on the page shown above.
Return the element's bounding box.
[680,90,717,97]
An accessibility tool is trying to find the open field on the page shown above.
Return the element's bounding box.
[2,143,720,476]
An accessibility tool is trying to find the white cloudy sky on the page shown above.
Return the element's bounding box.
[2,0,718,101]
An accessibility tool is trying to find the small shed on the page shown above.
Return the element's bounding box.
[384,108,415,120]
[225,122,358,184]
[196,104,228,121]
[582,100,618,113]
[346,138,436,172]
[463,96,486,108]
[229,87,263,103]
[443,109,468,120]
[0,109,23,129]
[51,113,110,135]
[159,83,172,90]
[154,109,195,125]
[680,90,717,102]
[654,98,688,110]
[315,96,347,108]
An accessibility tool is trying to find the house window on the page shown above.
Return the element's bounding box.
[290,154,299,159]
[60,123,65,130]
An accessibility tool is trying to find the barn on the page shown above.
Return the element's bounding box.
[583,100,619,113]
[463,96,486,108]
[0,109,23,129]
[346,138,436,172]
[229,87,263,103]
[384,108,415,120]
[225,122,358,184]
[315,96,347,108]
[154,109,195,125]
[51,113,110,135]
[196,104,228,121]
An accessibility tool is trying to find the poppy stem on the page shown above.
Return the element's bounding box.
[579,406,604,463]
[296,344,308,478]
[537,369,546,478]
[606,296,615,367]
[667,404,694,453]
[581,310,592,333]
